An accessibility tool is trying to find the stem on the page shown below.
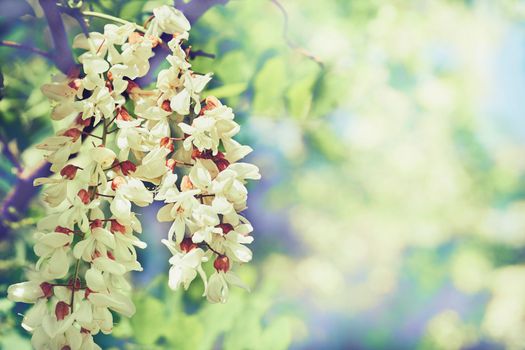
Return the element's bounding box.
[82,11,146,32]
[70,117,109,310]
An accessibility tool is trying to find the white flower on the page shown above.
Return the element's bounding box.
[110,178,153,222]
[206,271,249,304]
[179,116,218,151]
[7,281,46,303]
[157,189,200,243]
[171,72,212,115]
[162,240,206,291]
[152,5,191,35]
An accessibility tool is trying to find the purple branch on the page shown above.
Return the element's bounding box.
[39,0,77,74]
[176,0,229,24]
[0,161,51,239]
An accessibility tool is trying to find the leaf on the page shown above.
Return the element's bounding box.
[130,294,166,345]
[203,83,247,99]
[252,56,288,116]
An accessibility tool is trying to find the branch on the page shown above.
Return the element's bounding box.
[39,0,77,74]
[269,0,324,68]
[0,161,51,240]
[0,135,23,174]
[0,40,52,60]
[176,0,230,25]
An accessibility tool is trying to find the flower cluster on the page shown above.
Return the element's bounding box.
[7,5,259,350]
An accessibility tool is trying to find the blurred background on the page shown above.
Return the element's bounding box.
[2,0,525,349]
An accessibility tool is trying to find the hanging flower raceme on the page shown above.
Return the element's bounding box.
[8,4,259,349]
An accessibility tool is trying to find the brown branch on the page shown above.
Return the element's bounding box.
[269,0,324,68]
[0,40,52,60]
[39,0,77,74]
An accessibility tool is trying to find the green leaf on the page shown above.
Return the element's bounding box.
[252,56,288,116]
[130,294,166,345]
[203,83,247,99]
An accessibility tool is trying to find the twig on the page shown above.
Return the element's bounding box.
[82,11,146,32]
[0,40,52,60]
[269,0,324,68]
[188,48,216,60]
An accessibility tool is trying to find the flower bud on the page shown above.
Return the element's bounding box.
[40,282,54,298]
[161,100,172,112]
[84,288,93,299]
[90,219,103,229]
[166,159,176,172]
[201,96,220,114]
[128,31,143,44]
[111,176,126,190]
[214,158,230,172]
[107,71,113,81]
[160,137,174,152]
[126,80,140,94]
[217,223,234,235]
[60,164,80,180]
[67,78,82,90]
[107,251,115,260]
[55,301,70,321]
[61,346,71,350]
[191,148,202,159]
[119,160,137,175]
[68,278,81,291]
[55,226,73,235]
[213,255,230,272]
[117,106,131,121]
[63,128,82,141]
[110,219,126,234]
[75,114,92,127]
[180,175,193,191]
[180,237,197,252]
[77,189,91,204]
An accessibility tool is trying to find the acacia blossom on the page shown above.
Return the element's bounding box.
[8,5,259,349]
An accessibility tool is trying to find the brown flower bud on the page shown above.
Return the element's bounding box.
[160,137,174,152]
[40,282,54,298]
[68,277,81,291]
[111,176,126,191]
[166,159,177,172]
[63,128,82,141]
[119,160,137,175]
[77,189,90,205]
[60,164,79,180]
[180,237,197,253]
[55,301,70,321]
[181,175,194,191]
[217,223,234,235]
[110,219,127,234]
[55,226,73,235]
[213,255,230,272]
[128,31,144,44]
[161,100,172,112]
[90,219,103,229]
[126,80,140,94]
[75,114,92,127]
[214,158,230,172]
[117,106,131,121]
